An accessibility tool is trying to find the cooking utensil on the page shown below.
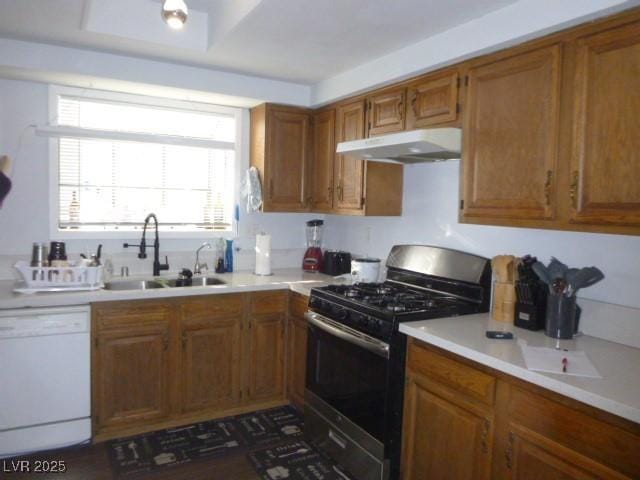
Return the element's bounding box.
[532,262,552,286]
[572,267,604,292]
[548,257,569,281]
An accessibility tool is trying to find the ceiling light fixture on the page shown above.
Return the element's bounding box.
[162,0,189,30]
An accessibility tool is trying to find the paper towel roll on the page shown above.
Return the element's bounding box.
[255,233,272,276]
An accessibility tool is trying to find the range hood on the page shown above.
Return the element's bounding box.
[336,128,461,164]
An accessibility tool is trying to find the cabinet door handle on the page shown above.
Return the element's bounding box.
[544,170,553,206]
[163,336,169,351]
[336,183,343,201]
[481,418,490,454]
[410,91,418,116]
[397,99,404,120]
[569,170,579,208]
[505,432,515,469]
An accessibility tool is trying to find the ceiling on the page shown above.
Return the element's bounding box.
[0,0,520,84]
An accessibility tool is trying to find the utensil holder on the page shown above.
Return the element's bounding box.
[545,293,577,339]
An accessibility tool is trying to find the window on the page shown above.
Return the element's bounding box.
[48,87,241,237]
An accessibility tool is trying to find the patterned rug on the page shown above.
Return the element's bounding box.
[107,405,303,477]
[248,440,354,480]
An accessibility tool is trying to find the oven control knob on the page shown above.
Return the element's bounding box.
[370,319,381,331]
[336,308,350,321]
[309,297,321,309]
[360,316,370,327]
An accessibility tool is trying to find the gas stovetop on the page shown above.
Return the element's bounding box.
[309,281,482,341]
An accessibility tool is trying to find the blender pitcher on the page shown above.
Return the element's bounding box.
[303,219,324,272]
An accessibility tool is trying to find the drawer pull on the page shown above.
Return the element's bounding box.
[328,430,347,449]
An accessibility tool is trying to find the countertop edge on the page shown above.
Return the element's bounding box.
[399,323,640,425]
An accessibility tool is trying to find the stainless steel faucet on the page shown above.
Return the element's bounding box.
[194,242,211,275]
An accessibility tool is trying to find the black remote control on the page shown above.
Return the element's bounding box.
[485,331,514,340]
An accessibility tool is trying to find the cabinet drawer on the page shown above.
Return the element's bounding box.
[93,300,175,330]
[250,290,287,314]
[407,339,495,405]
[180,294,243,321]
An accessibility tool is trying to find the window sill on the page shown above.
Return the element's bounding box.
[50,229,236,241]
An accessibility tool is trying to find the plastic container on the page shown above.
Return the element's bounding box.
[14,261,103,291]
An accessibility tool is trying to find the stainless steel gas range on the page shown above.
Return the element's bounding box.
[304,245,492,480]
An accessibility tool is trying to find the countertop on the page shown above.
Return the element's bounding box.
[0,269,336,309]
[400,314,640,425]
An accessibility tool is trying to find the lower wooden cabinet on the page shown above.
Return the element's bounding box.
[92,291,289,441]
[94,322,172,430]
[247,313,286,402]
[287,292,309,408]
[402,375,492,480]
[402,339,640,480]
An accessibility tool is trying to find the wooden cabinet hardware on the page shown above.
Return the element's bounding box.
[505,431,515,469]
[544,170,553,206]
[570,170,579,209]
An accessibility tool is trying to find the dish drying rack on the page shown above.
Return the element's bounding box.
[14,261,104,293]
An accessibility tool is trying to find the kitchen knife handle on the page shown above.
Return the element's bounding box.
[544,170,553,206]
[569,170,579,208]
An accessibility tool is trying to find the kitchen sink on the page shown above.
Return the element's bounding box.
[166,277,226,287]
[103,277,226,291]
[103,279,168,290]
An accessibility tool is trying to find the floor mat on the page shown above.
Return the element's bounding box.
[247,440,354,480]
[107,405,303,477]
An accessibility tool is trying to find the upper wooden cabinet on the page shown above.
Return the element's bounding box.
[333,100,404,216]
[250,104,312,212]
[366,87,406,136]
[406,70,459,129]
[461,45,562,221]
[311,109,336,212]
[335,100,367,212]
[569,20,640,227]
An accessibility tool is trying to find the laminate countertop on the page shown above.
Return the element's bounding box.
[0,269,334,310]
[400,314,640,425]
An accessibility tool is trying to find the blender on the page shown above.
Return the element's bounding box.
[303,219,324,272]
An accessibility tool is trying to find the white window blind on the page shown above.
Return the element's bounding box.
[55,95,237,232]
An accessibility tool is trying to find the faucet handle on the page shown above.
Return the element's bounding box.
[159,256,169,271]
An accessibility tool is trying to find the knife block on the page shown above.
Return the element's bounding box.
[492,282,516,322]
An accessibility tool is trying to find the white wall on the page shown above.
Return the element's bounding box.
[0,78,318,278]
[311,0,640,105]
[325,162,640,309]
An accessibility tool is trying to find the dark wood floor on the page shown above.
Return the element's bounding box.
[2,439,271,479]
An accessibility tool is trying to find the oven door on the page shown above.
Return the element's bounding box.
[305,311,390,443]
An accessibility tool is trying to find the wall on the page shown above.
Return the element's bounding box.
[325,161,640,309]
[0,78,317,279]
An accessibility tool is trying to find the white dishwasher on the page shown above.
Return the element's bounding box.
[0,305,91,457]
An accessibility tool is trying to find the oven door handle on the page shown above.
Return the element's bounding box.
[304,311,390,359]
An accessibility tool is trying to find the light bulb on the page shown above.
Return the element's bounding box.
[162,0,188,29]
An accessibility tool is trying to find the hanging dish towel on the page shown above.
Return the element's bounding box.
[244,166,263,212]
[0,156,12,207]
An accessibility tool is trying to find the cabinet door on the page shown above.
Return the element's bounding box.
[94,323,171,430]
[402,375,493,480]
[406,70,459,129]
[462,45,561,221]
[247,313,286,402]
[265,108,312,211]
[501,425,631,480]
[335,100,366,212]
[287,315,308,408]
[569,20,640,226]
[367,88,406,136]
[180,316,242,413]
[311,109,336,211]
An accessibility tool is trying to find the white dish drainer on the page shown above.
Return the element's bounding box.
[14,261,104,292]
